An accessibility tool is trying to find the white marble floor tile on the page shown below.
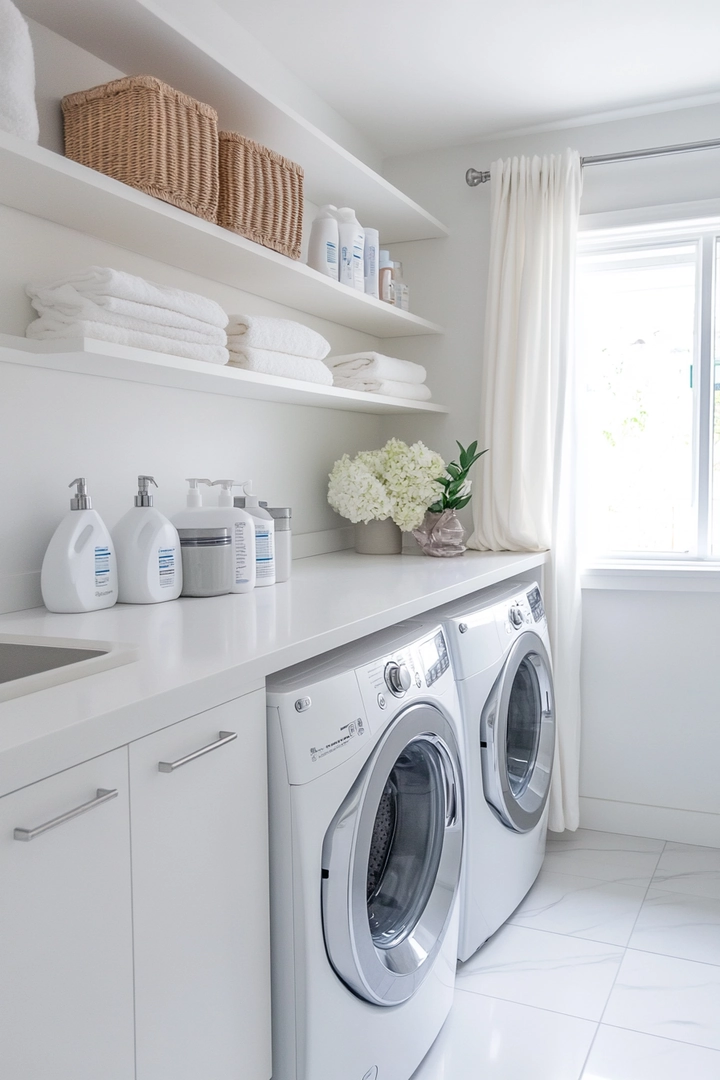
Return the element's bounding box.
[456,924,624,1021]
[628,888,720,966]
[651,842,720,901]
[411,989,597,1080]
[602,948,720,1051]
[543,829,665,886]
[509,869,647,946]
[582,1025,720,1080]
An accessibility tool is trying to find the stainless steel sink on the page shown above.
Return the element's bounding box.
[0,635,137,702]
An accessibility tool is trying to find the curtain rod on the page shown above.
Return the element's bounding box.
[465,136,720,186]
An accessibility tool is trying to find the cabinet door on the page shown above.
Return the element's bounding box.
[0,749,135,1080]
[130,690,271,1080]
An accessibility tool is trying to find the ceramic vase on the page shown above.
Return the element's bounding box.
[354,518,402,555]
[412,509,466,557]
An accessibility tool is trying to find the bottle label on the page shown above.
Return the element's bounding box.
[94,545,111,587]
[233,520,252,585]
[158,547,176,588]
[326,241,337,266]
[255,528,275,581]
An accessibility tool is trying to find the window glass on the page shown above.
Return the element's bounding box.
[578,244,697,554]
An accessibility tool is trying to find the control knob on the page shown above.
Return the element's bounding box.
[509,605,524,628]
[385,661,412,696]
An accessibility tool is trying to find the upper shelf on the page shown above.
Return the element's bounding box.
[0,335,449,416]
[16,0,448,244]
[0,133,443,339]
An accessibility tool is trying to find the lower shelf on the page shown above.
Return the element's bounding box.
[0,334,449,415]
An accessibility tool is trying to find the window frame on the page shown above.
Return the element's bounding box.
[576,209,720,586]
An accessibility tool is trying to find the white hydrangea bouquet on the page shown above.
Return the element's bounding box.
[328,438,445,532]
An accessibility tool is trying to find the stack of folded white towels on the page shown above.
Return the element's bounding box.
[226,316,333,385]
[25,266,229,365]
[323,351,431,401]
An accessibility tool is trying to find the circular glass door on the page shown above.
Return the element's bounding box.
[322,704,463,1006]
[481,633,555,832]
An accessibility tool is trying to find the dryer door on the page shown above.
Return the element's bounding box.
[321,703,463,1006]
[481,632,555,833]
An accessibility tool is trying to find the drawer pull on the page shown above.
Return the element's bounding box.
[158,731,237,773]
[14,788,118,842]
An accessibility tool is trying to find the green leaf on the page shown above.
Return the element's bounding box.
[453,495,472,509]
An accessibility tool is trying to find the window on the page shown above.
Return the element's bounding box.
[577,222,720,561]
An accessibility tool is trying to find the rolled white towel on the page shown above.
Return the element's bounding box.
[27,291,227,346]
[0,0,39,143]
[26,318,229,365]
[332,376,432,401]
[27,282,227,338]
[324,351,427,384]
[28,267,228,328]
[228,346,333,386]
[227,315,330,360]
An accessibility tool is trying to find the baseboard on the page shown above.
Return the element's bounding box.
[579,795,720,847]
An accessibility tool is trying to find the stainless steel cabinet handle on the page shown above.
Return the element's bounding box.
[14,788,118,842]
[158,731,237,773]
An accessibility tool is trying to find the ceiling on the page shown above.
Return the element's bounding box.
[217,0,720,156]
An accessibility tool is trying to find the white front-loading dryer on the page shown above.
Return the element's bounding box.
[266,621,464,1080]
[428,580,556,962]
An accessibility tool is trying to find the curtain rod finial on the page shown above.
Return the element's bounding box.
[466,167,490,187]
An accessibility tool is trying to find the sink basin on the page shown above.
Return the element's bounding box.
[0,634,137,702]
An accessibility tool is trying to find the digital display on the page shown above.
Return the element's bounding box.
[527,587,545,622]
[419,639,439,671]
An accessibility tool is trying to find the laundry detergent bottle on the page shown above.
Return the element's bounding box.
[211,480,257,593]
[41,477,117,612]
[235,482,275,586]
[112,475,182,604]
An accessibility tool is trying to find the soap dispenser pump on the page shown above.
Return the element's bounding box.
[234,481,275,586]
[112,475,182,604]
[41,477,118,613]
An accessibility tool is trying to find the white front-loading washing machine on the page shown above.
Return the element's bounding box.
[266,621,464,1080]
[429,580,555,962]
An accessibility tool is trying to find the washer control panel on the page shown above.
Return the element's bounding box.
[419,629,450,687]
[355,626,453,733]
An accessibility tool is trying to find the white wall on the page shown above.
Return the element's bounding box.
[0,22,394,614]
[384,104,720,845]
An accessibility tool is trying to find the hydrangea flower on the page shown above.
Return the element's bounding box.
[328,440,445,531]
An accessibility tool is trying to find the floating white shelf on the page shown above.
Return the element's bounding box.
[0,134,444,340]
[0,335,449,416]
[17,0,448,244]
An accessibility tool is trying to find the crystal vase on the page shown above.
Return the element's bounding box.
[412,509,466,557]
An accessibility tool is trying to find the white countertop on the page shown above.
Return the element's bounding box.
[0,548,547,794]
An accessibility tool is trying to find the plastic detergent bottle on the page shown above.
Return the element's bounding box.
[234,482,275,586]
[307,204,339,279]
[337,207,365,290]
[41,477,117,612]
[112,476,182,604]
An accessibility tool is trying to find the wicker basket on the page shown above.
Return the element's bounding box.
[217,131,303,260]
[62,75,219,223]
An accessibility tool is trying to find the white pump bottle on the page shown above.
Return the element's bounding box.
[235,482,275,586]
[41,477,117,612]
[112,475,182,604]
[307,204,339,279]
[211,480,257,593]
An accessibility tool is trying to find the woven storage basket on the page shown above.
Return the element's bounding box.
[218,131,304,260]
[62,75,219,223]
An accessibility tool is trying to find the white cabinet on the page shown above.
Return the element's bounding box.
[0,689,271,1080]
[130,689,271,1080]
[0,748,135,1080]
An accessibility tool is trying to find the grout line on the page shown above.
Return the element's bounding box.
[452,984,603,1025]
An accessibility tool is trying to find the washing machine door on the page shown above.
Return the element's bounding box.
[321,703,463,1006]
[481,632,555,833]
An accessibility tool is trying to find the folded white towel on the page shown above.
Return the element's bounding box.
[228,346,333,385]
[26,319,229,365]
[227,315,330,360]
[332,376,432,401]
[27,294,227,346]
[0,0,39,143]
[324,351,427,384]
[27,282,227,338]
[28,267,228,328]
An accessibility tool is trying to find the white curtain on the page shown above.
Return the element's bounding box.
[467,150,583,832]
